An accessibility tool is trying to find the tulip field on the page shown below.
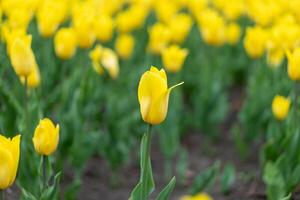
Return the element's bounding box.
[1,0,300,199]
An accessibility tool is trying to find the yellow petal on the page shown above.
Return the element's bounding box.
[0,147,14,189]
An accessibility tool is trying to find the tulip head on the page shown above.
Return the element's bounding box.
[94,14,114,42]
[10,36,36,77]
[180,192,213,200]
[286,48,300,81]
[54,28,77,60]
[33,118,60,156]
[162,45,188,73]
[115,34,135,59]
[148,23,171,54]
[272,95,291,121]
[168,13,193,44]
[243,26,268,58]
[138,66,183,125]
[225,23,241,45]
[0,134,21,189]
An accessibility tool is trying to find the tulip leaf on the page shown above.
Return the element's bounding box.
[41,172,61,200]
[130,133,155,200]
[21,188,38,200]
[155,177,176,200]
[189,161,220,195]
[220,163,235,194]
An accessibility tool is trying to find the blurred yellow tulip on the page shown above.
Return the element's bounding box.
[225,23,241,45]
[272,95,291,121]
[162,45,188,73]
[115,34,135,59]
[168,13,193,44]
[94,14,114,42]
[286,48,300,81]
[89,45,104,75]
[138,66,183,125]
[243,26,267,58]
[33,118,60,156]
[20,62,41,88]
[54,28,77,60]
[180,192,213,200]
[148,23,171,54]
[0,134,21,190]
[10,36,36,77]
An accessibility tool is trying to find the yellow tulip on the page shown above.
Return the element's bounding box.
[267,47,284,68]
[148,23,171,54]
[286,48,300,81]
[73,14,96,49]
[0,134,21,190]
[10,36,36,77]
[162,45,188,73]
[115,34,135,59]
[94,14,114,42]
[197,9,226,46]
[168,13,193,44]
[272,95,291,121]
[180,192,213,200]
[243,26,267,58]
[89,45,119,79]
[54,28,77,60]
[101,48,119,79]
[32,118,60,156]
[225,23,241,45]
[138,66,183,125]
[20,62,41,88]
[89,45,104,75]
[154,0,178,23]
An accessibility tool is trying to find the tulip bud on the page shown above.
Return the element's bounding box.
[94,14,114,42]
[54,28,77,60]
[286,48,300,81]
[225,23,241,45]
[0,134,21,189]
[33,118,60,156]
[138,66,183,125]
[10,37,36,77]
[272,95,291,121]
[115,34,135,59]
[162,45,188,73]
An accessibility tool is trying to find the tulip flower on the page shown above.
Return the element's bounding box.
[162,45,188,73]
[138,66,184,125]
[286,48,300,81]
[148,23,171,54]
[180,192,213,200]
[33,118,60,156]
[89,45,119,79]
[243,26,268,58]
[168,13,193,44]
[272,95,291,121]
[0,134,21,190]
[115,34,135,59]
[54,28,77,60]
[94,14,114,42]
[10,36,36,77]
[225,23,241,45]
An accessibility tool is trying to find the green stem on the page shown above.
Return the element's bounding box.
[141,124,152,200]
[24,77,28,136]
[295,82,298,122]
[0,190,4,200]
[42,155,47,191]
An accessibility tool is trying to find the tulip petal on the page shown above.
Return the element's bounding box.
[0,147,14,189]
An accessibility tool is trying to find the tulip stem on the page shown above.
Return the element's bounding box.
[42,155,47,191]
[141,124,152,200]
[295,82,299,121]
[24,77,28,137]
[0,190,4,200]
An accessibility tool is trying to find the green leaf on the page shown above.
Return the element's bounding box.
[281,193,291,200]
[176,148,188,185]
[155,177,176,200]
[220,163,235,194]
[189,161,220,195]
[130,133,155,200]
[41,172,61,200]
[21,188,38,200]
